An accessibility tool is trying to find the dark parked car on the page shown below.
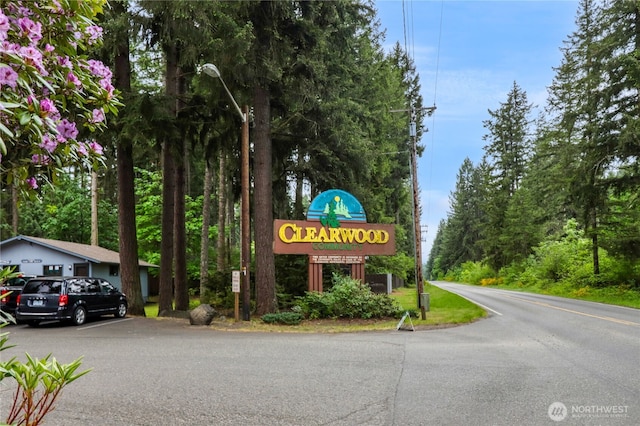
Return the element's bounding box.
[16,277,127,327]
[1,274,37,318]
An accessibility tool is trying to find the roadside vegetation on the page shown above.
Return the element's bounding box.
[144,275,486,332]
[437,221,640,309]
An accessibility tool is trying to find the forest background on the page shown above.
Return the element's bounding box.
[425,0,640,306]
[2,0,427,317]
[2,0,639,316]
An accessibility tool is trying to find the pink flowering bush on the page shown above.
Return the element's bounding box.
[0,0,120,192]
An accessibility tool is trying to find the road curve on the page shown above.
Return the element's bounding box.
[0,282,637,425]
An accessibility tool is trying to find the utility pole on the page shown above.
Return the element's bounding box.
[392,105,436,320]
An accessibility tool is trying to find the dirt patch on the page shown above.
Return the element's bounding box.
[203,316,463,333]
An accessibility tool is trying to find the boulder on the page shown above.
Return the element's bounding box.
[189,304,217,325]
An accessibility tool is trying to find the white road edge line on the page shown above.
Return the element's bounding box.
[77,317,133,331]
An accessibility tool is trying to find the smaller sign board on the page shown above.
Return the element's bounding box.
[232,270,241,293]
[396,311,415,331]
[309,255,365,264]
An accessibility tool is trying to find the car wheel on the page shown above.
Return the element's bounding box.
[115,302,127,318]
[27,320,40,327]
[72,306,87,326]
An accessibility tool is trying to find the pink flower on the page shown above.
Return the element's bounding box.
[17,6,33,18]
[58,56,72,69]
[67,71,81,88]
[90,108,105,123]
[101,79,115,99]
[0,11,8,29]
[88,140,103,155]
[26,177,38,189]
[0,41,18,54]
[18,17,42,43]
[32,154,51,165]
[56,119,78,140]
[40,134,58,152]
[51,0,64,14]
[0,66,18,88]
[40,98,57,116]
[0,12,10,41]
[86,25,102,44]
[77,143,88,157]
[87,59,112,79]
[19,46,44,73]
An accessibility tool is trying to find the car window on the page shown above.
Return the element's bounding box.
[86,280,100,293]
[67,279,85,293]
[5,277,27,287]
[22,280,62,295]
[99,280,116,294]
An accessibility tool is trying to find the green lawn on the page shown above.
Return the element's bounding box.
[391,284,487,326]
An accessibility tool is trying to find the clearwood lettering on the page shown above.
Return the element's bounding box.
[278,223,390,244]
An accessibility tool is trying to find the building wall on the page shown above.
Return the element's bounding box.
[1,242,82,276]
[1,241,149,300]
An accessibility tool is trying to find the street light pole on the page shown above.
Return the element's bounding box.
[202,63,251,321]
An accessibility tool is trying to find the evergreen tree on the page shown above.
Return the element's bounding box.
[438,158,483,272]
[425,219,446,279]
[546,0,607,276]
[480,82,533,270]
[594,0,640,261]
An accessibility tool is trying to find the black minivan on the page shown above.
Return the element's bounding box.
[16,277,127,327]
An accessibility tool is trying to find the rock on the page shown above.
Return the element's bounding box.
[189,304,217,325]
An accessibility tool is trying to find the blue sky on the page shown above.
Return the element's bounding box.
[374,0,579,259]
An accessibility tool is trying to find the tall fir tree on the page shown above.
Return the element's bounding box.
[480,82,533,270]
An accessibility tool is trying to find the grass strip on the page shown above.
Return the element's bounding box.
[143,284,487,332]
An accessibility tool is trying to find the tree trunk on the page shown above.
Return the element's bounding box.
[199,161,213,304]
[172,41,188,311]
[253,85,276,315]
[91,170,98,245]
[227,184,235,267]
[173,144,188,311]
[11,181,17,234]
[294,150,304,219]
[159,142,176,314]
[158,41,180,314]
[113,0,145,316]
[216,152,227,273]
[591,209,600,276]
[117,140,146,316]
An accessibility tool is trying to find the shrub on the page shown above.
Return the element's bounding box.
[480,277,502,286]
[0,301,90,425]
[294,290,331,320]
[261,312,303,325]
[457,261,495,285]
[294,274,402,319]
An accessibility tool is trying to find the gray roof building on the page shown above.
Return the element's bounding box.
[0,235,155,300]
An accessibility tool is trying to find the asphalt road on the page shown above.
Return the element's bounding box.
[0,282,638,426]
